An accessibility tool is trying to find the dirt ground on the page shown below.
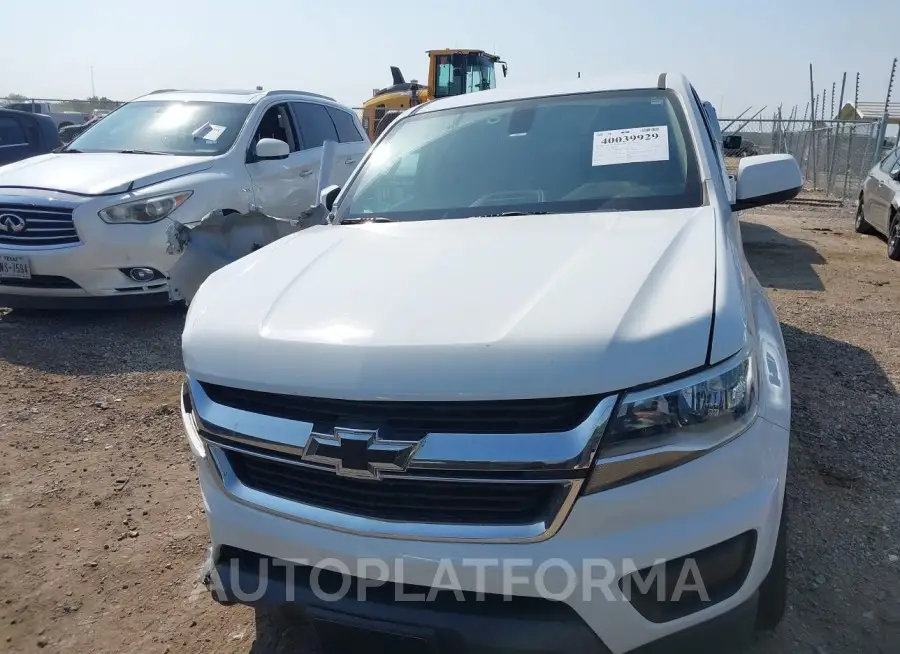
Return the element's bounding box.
[1,206,899,654]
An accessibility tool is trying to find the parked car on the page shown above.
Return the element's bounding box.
[0,88,369,309]
[180,73,802,653]
[855,145,900,260]
[722,134,759,157]
[2,101,89,132]
[58,113,105,144]
[0,108,62,167]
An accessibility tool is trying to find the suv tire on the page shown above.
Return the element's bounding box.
[855,196,875,235]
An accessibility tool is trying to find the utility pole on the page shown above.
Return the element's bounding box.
[90,66,96,98]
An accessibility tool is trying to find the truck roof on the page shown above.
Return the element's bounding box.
[414,72,691,115]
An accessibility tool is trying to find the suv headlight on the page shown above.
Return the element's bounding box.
[99,191,192,224]
[584,348,757,494]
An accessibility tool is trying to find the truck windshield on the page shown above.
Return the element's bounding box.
[335,89,703,222]
[66,100,252,156]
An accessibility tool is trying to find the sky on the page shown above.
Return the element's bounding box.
[2,0,898,120]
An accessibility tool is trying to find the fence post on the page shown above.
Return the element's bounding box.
[827,73,847,197]
[843,73,861,200]
[809,65,818,189]
[873,114,889,167]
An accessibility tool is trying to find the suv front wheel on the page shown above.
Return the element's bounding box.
[855,196,875,235]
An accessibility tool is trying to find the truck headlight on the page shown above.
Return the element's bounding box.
[99,191,192,224]
[584,348,757,494]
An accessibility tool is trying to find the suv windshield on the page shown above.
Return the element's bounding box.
[335,89,703,222]
[66,100,252,156]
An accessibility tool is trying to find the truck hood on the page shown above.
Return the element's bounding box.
[0,152,215,196]
[183,208,725,400]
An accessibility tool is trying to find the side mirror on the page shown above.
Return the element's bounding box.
[319,184,341,212]
[723,135,742,150]
[501,62,508,78]
[731,154,802,212]
[254,138,290,161]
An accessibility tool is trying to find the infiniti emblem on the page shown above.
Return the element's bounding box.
[0,214,26,233]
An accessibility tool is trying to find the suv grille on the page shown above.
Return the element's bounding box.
[225,449,565,526]
[199,382,601,436]
[0,204,79,247]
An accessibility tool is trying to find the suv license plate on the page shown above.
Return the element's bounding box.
[0,255,32,280]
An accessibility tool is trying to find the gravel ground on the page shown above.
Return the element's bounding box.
[1,206,898,653]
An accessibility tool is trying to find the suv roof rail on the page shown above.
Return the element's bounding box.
[147,88,263,95]
[264,89,336,101]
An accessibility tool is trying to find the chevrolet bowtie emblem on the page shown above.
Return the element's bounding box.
[301,427,420,480]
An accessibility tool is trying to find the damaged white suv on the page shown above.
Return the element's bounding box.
[182,73,801,654]
[0,89,368,309]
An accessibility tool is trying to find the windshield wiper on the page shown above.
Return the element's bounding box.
[115,149,174,155]
[340,216,395,224]
[477,210,549,217]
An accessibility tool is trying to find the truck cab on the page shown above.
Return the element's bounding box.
[3,101,89,132]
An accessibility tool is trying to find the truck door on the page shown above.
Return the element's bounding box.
[0,113,38,166]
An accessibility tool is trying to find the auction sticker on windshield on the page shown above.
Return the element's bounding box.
[0,255,31,280]
[592,126,669,167]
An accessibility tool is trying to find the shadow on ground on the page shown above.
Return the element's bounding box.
[740,221,826,292]
[0,306,185,375]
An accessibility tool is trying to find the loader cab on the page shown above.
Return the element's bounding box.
[427,50,507,100]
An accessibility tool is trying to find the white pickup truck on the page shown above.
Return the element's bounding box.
[3,101,89,131]
[181,73,802,654]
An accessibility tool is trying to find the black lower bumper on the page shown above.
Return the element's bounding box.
[207,547,759,654]
[0,291,173,310]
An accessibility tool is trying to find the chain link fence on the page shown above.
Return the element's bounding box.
[717,115,889,203]
[1,96,124,115]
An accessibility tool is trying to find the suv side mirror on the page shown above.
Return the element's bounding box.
[319,184,341,212]
[723,135,742,150]
[732,154,802,212]
[254,138,290,161]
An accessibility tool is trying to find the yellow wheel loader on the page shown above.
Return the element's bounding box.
[360,49,507,141]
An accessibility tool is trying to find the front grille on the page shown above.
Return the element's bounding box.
[225,450,564,526]
[200,382,602,436]
[0,274,80,289]
[0,203,79,247]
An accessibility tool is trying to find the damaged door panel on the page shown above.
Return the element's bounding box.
[166,140,340,304]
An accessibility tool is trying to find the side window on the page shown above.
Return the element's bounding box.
[291,102,339,150]
[326,106,364,143]
[879,149,900,173]
[252,103,299,152]
[0,117,28,147]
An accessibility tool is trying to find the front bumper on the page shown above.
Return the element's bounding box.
[208,546,759,654]
[0,192,186,307]
[193,416,789,654]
